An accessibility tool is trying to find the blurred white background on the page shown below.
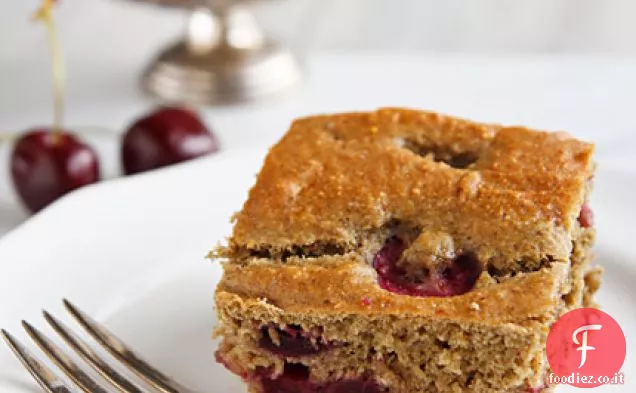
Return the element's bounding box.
[3,0,636,128]
[3,0,636,60]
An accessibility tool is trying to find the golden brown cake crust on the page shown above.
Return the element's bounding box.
[228,108,594,271]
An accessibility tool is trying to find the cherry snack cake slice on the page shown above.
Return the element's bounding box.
[213,108,600,393]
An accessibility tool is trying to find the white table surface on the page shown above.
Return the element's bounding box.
[2,53,636,238]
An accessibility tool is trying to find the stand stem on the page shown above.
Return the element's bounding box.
[186,5,264,54]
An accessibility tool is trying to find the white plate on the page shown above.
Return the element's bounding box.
[0,149,633,392]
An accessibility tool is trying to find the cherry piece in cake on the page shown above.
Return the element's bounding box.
[578,203,594,228]
[122,107,219,175]
[11,129,100,213]
[261,363,380,393]
[261,364,311,393]
[373,237,481,297]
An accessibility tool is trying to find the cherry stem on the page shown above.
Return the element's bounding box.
[34,1,65,140]
[0,134,17,144]
[46,17,65,135]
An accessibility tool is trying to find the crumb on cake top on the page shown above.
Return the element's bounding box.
[227,108,594,271]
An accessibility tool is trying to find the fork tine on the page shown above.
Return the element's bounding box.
[43,311,144,393]
[22,321,109,393]
[63,299,195,393]
[1,329,74,393]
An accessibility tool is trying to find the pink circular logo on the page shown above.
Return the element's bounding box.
[546,308,626,388]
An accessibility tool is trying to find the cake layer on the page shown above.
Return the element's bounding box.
[215,264,570,392]
[216,292,555,392]
[223,108,595,273]
[215,224,600,392]
[215,259,600,393]
[217,261,569,323]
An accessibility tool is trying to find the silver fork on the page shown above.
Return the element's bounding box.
[1,299,197,393]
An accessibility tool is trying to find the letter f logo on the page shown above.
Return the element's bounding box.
[572,324,602,368]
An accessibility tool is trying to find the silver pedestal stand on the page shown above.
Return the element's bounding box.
[134,0,302,105]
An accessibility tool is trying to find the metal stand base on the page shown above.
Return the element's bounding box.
[141,7,301,105]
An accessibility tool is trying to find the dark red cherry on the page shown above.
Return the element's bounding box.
[261,364,313,393]
[11,129,100,213]
[373,238,481,297]
[261,363,380,393]
[122,107,219,175]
